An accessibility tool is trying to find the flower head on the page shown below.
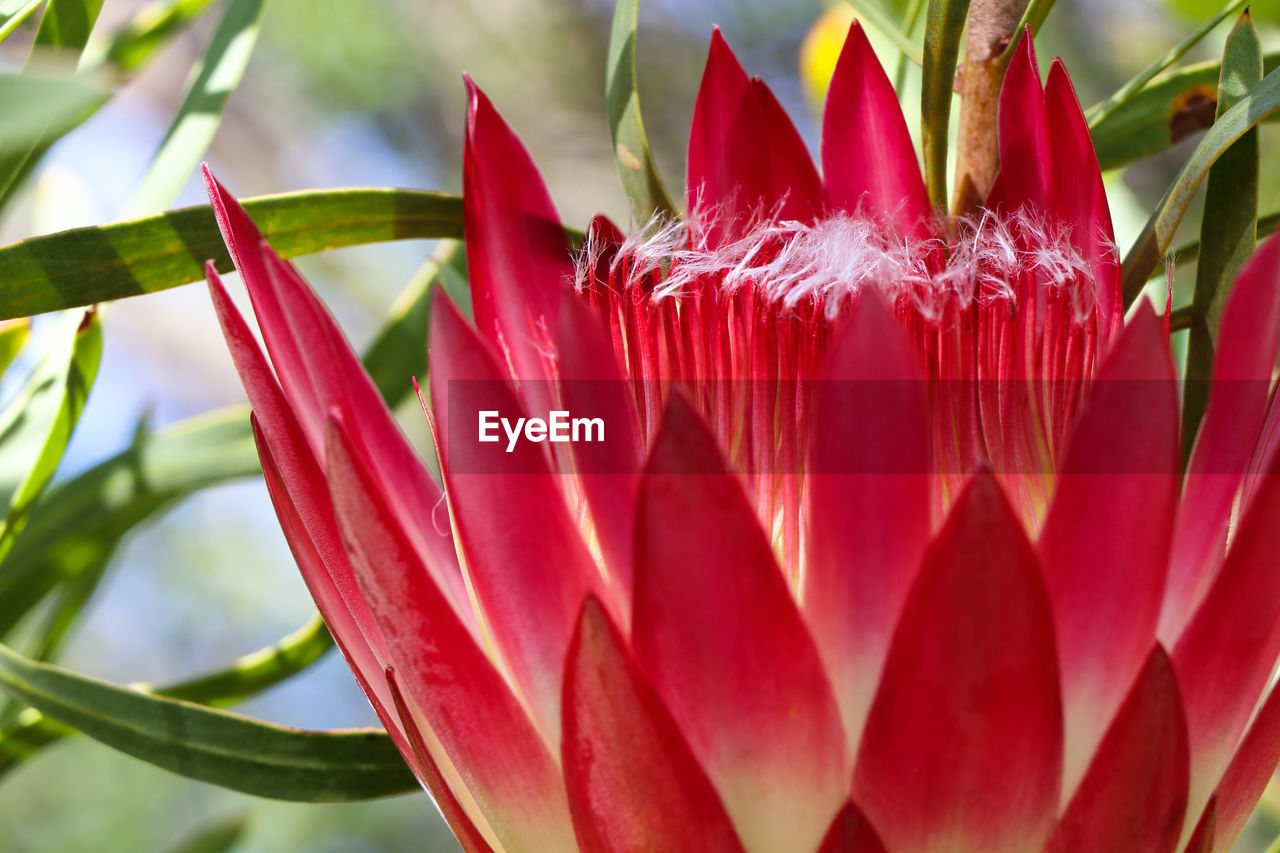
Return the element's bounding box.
[206,21,1280,853]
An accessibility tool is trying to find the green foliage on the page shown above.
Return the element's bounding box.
[1090,52,1280,171]
[124,0,268,216]
[95,0,219,71]
[1183,12,1262,458]
[1121,66,1280,304]
[165,815,249,853]
[0,641,417,801]
[0,311,101,565]
[607,0,677,220]
[0,188,464,321]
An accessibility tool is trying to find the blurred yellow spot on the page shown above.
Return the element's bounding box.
[799,4,855,112]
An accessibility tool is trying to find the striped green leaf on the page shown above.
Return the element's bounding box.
[0,187,463,321]
[0,641,416,801]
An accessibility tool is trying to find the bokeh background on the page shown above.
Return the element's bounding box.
[0,0,1276,850]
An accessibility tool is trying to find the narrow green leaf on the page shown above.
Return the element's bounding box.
[0,0,47,43]
[1182,12,1262,457]
[1086,0,1249,129]
[91,0,218,71]
[32,0,102,50]
[1121,66,1280,305]
[0,310,101,563]
[166,815,249,853]
[0,613,333,776]
[0,319,27,376]
[167,815,248,853]
[0,641,416,801]
[846,0,924,67]
[921,0,968,209]
[124,0,267,216]
[996,0,1056,72]
[1160,209,1280,273]
[0,72,108,159]
[0,187,463,321]
[139,614,333,707]
[606,0,676,220]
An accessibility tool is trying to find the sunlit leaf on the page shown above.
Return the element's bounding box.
[90,0,217,71]
[921,0,968,209]
[606,0,676,220]
[0,310,100,563]
[0,641,416,801]
[0,318,28,376]
[1121,66,1280,304]
[124,0,267,216]
[32,0,102,51]
[0,72,108,159]
[0,0,106,206]
[1182,12,1261,457]
[0,187,464,321]
[0,0,47,43]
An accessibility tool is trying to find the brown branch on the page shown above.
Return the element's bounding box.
[952,0,1030,215]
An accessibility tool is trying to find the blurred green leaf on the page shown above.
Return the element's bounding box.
[124,0,267,216]
[92,0,218,71]
[1091,52,1280,171]
[893,0,926,93]
[0,0,46,42]
[921,0,967,210]
[0,409,258,638]
[846,0,923,66]
[0,187,464,321]
[0,72,108,160]
[363,240,465,408]
[1121,66,1280,305]
[0,310,101,564]
[606,0,676,220]
[0,0,105,207]
[1183,12,1261,458]
[0,640,416,801]
[32,0,102,50]
[0,319,28,376]
[166,815,249,853]
[1087,0,1249,130]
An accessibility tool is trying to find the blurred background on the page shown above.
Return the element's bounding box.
[0,0,1275,850]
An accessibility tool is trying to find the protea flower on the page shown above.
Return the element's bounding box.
[203,21,1280,853]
